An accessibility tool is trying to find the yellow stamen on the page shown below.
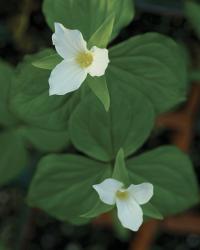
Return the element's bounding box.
[76,51,93,68]
[116,190,129,200]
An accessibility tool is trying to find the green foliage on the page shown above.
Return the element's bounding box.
[185,1,200,37]
[108,33,187,113]
[32,52,62,70]
[190,69,200,81]
[127,146,199,216]
[142,203,163,220]
[28,154,112,224]
[69,87,155,162]
[43,0,134,41]
[0,61,18,126]
[10,50,74,131]
[0,0,198,233]
[18,126,70,153]
[112,149,130,185]
[0,54,73,157]
[0,131,28,185]
[88,14,115,48]
[81,200,112,219]
[86,76,110,112]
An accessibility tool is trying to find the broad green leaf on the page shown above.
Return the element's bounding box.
[10,50,80,131]
[108,33,188,114]
[112,149,130,185]
[88,14,115,48]
[127,146,199,216]
[28,154,112,224]
[0,131,28,185]
[32,53,62,70]
[43,0,134,41]
[142,203,163,220]
[69,86,155,162]
[86,76,110,111]
[185,1,200,37]
[18,126,70,152]
[81,200,112,219]
[0,60,18,127]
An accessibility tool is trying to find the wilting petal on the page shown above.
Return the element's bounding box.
[52,22,87,59]
[87,46,110,77]
[49,59,87,95]
[128,183,153,205]
[116,197,143,231]
[93,178,123,205]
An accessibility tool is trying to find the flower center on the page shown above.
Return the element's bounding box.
[76,51,93,68]
[116,190,129,200]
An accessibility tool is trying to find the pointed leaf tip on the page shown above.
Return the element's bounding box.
[88,14,115,48]
[32,53,62,70]
[113,148,130,185]
[87,75,110,112]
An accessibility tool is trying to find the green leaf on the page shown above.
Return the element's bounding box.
[0,131,28,186]
[142,203,163,220]
[108,33,188,114]
[28,154,112,224]
[86,75,110,111]
[190,69,200,81]
[32,53,62,70]
[10,50,80,131]
[127,146,199,216]
[81,200,112,219]
[0,60,18,127]
[43,0,134,41]
[88,14,115,48]
[69,86,155,162]
[18,126,70,152]
[112,149,130,185]
[185,1,200,37]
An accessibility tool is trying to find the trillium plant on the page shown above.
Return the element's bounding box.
[0,0,199,239]
[93,178,153,231]
[49,23,109,96]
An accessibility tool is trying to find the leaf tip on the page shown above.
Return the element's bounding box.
[116,148,125,159]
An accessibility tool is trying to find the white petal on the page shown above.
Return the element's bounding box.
[49,60,87,95]
[52,22,88,59]
[128,183,153,205]
[93,178,123,205]
[87,46,110,77]
[116,197,143,231]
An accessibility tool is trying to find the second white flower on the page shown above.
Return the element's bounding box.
[93,178,153,231]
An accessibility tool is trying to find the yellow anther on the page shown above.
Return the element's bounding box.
[116,190,129,200]
[76,51,93,68]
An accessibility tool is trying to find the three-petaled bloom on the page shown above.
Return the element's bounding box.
[49,22,110,96]
[93,178,153,231]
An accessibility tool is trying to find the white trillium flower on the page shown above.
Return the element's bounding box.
[49,22,110,96]
[93,178,153,231]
